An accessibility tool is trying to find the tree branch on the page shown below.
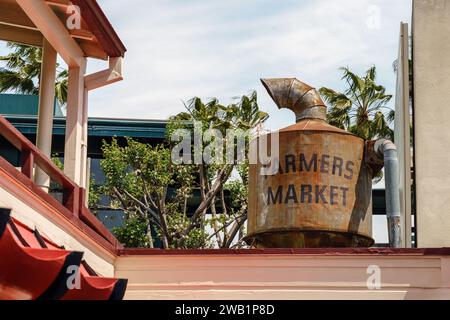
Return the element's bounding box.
[209,195,223,247]
[207,210,246,242]
[122,189,161,226]
[224,213,247,248]
[184,164,233,236]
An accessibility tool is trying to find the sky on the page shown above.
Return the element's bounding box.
[82,0,413,131]
[0,0,412,130]
[0,0,413,243]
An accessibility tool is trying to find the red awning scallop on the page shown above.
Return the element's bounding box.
[0,208,127,300]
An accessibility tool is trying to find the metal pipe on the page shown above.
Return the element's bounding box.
[375,139,402,248]
[260,78,327,122]
[79,57,123,189]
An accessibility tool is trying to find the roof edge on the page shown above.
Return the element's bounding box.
[71,0,126,57]
[117,248,450,256]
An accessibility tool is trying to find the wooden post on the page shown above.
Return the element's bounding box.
[80,88,89,190]
[20,149,34,179]
[35,39,57,192]
[84,157,91,207]
[64,60,86,185]
[63,185,80,218]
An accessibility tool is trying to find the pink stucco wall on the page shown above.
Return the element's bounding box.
[115,249,450,300]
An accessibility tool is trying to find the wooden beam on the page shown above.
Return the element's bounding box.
[0,1,36,30]
[16,0,85,68]
[71,0,126,57]
[0,0,103,61]
[0,23,43,47]
[45,0,71,9]
[70,29,95,41]
[0,0,94,40]
[78,41,108,60]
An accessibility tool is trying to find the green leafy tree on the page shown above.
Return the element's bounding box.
[102,92,268,249]
[100,138,202,249]
[319,66,394,141]
[114,216,153,248]
[0,42,68,104]
[169,92,267,248]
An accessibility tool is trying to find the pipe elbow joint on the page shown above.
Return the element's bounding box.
[260,78,327,122]
[374,139,397,158]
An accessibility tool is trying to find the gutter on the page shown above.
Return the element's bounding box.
[81,56,123,198]
[84,57,123,91]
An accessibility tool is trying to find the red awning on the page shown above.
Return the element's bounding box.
[0,209,127,300]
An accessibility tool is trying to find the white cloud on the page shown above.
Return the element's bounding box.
[85,0,411,130]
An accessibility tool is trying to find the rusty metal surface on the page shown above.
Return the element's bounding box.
[365,140,384,176]
[246,78,376,248]
[261,78,327,121]
[280,119,350,134]
[246,127,374,248]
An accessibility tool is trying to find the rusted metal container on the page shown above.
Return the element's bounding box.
[245,78,375,248]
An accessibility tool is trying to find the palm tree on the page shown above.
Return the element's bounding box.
[174,91,269,138]
[0,42,68,105]
[319,66,394,141]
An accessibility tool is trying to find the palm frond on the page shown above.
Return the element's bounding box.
[0,70,38,94]
[322,66,394,142]
[0,42,67,102]
[387,109,395,123]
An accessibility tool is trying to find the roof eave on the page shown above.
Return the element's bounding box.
[71,0,126,58]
